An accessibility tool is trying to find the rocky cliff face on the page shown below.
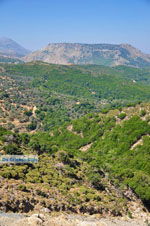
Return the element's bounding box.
[0,37,31,57]
[24,43,150,67]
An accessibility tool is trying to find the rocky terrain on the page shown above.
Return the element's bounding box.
[1,37,150,68]
[0,213,149,226]
[24,43,150,67]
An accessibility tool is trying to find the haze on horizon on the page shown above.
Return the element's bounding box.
[0,0,150,53]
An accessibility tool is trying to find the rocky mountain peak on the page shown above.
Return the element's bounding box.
[0,37,31,57]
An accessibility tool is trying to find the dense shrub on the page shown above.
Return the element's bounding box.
[118,112,126,120]
[4,144,22,155]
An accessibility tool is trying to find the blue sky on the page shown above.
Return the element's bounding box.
[0,0,150,53]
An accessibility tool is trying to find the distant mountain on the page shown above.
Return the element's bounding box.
[0,55,23,63]
[23,43,150,67]
[0,37,31,57]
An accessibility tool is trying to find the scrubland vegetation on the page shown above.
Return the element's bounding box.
[0,62,150,215]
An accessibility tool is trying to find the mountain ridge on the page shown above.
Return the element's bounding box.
[23,42,150,67]
[1,37,150,68]
[0,37,31,57]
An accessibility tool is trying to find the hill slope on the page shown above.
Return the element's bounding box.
[24,43,150,67]
[0,103,150,217]
[0,63,150,132]
[0,62,150,217]
[0,37,31,57]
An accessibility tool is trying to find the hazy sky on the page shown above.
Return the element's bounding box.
[0,0,150,53]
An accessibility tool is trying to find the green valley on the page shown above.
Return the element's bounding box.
[0,62,150,131]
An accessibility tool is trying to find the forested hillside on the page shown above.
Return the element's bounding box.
[0,62,150,132]
[0,62,150,217]
[0,103,149,216]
